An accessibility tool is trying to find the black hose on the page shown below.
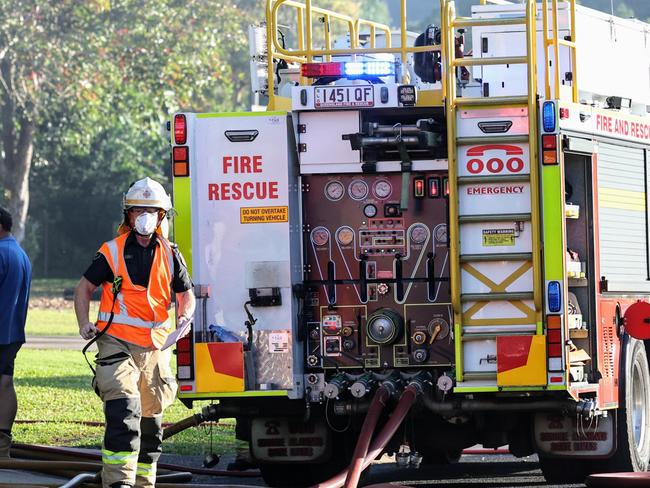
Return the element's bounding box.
[162,412,205,439]
[59,472,99,488]
[12,443,261,477]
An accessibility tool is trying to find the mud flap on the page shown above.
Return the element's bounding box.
[251,418,330,463]
[534,412,616,458]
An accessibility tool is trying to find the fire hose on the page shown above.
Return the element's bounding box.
[314,380,423,488]
[343,386,390,488]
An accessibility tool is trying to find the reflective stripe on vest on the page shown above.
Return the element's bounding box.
[96,233,174,348]
[97,311,170,329]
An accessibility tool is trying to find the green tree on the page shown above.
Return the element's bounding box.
[0,0,248,245]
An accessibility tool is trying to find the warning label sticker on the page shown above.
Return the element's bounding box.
[482,228,516,246]
[269,331,289,353]
[240,206,288,224]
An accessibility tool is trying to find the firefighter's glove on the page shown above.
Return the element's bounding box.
[79,321,98,340]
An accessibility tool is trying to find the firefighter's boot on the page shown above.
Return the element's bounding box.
[0,432,11,458]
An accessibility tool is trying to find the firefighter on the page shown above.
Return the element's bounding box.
[74,177,195,488]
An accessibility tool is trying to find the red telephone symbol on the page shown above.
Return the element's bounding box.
[466,144,525,175]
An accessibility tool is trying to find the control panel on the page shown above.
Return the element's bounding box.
[302,172,451,369]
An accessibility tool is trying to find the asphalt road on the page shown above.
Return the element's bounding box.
[24,335,90,350]
[165,453,587,487]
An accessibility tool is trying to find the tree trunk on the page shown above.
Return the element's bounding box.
[9,117,34,243]
[0,57,34,243]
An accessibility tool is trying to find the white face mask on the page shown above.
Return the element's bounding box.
[134,212,159,236]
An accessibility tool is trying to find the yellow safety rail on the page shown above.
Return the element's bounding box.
[355,18,392,49]
[443,0,542,383]
[541,0,578,102]
[265,0,444,108]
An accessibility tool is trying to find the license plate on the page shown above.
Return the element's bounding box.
[314,86,374,108]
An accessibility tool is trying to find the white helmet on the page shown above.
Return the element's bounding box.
[123,177,172,212]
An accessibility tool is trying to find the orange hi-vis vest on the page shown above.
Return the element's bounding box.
[95,232,175,349]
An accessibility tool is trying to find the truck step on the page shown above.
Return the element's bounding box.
[458,213,531,223]
[461,291,534,302]
[458,174,530,184]
[460,252,532,262]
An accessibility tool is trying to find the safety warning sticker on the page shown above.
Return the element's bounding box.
[482,228,516,246]
[269,331,289,353]
[240,206,288,224]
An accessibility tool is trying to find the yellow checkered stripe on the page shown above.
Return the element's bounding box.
[136,462,156,477]
[101,449,138,465]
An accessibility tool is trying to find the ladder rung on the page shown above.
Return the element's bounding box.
[453,56,527,67]
[457,135,529,146]
[557,39,577,49]
[453,17,526,28]
[462,371,497,380]
[459,213,531,223]
[462,291,534,302]
[461,332,535,341]
[455,96,529,107]
[458,174,530,184]
[460,252,532,262]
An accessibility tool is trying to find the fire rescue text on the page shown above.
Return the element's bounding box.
[208,155,279,201]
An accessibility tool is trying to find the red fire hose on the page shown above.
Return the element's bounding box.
[314,384,420,488]
[343,385,390,488]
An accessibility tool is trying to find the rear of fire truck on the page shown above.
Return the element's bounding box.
[169,1,650,486]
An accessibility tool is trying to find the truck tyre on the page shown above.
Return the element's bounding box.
[259,462,341,487]
[600,337,650,472]
[538,457,593,484]
[421,448,462,464]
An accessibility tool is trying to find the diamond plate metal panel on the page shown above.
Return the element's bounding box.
[252,330,293,389]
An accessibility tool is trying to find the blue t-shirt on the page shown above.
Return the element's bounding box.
[0,235,32,344]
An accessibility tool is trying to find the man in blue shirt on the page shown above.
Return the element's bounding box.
[0,207,31,457]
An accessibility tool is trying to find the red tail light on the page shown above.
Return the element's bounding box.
[174,114,187,145]
[542,135,558,165]
[546,315,563,358]
[172,146,189,177]
[176,334,193,380]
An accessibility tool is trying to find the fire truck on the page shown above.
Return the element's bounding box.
[168,0,650,485]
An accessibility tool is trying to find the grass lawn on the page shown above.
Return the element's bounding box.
[25,305,97,337]
[26,278,89,336]
[14,349,238,455]
[30,278,79,297]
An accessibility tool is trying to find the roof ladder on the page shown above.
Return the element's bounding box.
[442,0,544,390]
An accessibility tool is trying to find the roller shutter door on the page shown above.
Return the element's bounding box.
[597,144,649,291]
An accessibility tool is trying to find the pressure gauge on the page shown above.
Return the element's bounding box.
[410,224,429,245]
[363,204,378,218]
[325,181,345,201]
[311,226,330,246]
[366,308,403,345]
[373,180,392,199]
[336,227,355,246]
[348,179,369,200]
[434,223,448,244]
